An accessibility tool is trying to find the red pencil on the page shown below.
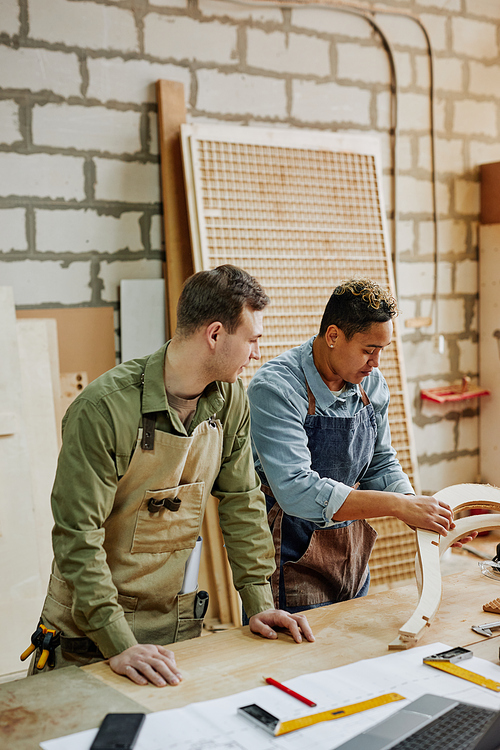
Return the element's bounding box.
[264,677,317,707]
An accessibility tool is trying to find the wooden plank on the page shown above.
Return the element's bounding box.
[479,224,500,486]
[16,319,59,592]
[0,287,45,678]
[120,279,166,361]
[156,79,194,337]
[480,161,500,224]
[16,307,116,383]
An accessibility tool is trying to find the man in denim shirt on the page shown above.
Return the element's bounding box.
[248,279,473,613]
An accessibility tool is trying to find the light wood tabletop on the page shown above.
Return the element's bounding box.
[84,569,500,712]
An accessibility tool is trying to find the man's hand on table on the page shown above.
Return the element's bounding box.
[248,609,315,643]
[107,644,182,687]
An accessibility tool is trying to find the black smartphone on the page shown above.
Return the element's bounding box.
[90,713,145,750]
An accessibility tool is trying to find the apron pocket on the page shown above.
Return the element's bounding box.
[175,590,204,642]
[131,481,205,554]
[117,593,138,632]
[283,520,377,607]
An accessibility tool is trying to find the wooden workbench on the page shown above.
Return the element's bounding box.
[2,569,500,748]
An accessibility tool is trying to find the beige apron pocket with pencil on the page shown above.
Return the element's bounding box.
[131,481,205,554]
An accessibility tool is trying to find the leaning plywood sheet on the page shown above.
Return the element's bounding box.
[0,288,46,678]
[17,319,60,592]
[16,307,116,384]
[181,124,419,586]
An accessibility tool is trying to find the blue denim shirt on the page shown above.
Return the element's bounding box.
[247,337,414,527]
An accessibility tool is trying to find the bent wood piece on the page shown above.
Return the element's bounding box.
[389,483,500,650]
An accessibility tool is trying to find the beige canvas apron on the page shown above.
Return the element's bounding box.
[30,415,223,672]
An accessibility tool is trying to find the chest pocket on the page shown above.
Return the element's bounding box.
[131,481,205,554]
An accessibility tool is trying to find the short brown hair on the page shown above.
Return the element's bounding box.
[319,278,398,340]
[176,264,270,336]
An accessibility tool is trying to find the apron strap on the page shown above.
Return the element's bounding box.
[305,380,316,416]
[141,413,157,450]
[358,384,370,406]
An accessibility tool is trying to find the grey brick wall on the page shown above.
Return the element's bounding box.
[1,0,499,492]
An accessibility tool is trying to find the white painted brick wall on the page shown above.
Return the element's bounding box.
[292,79,370,125]
[0,47,81,97]
[398,220,415,253]
[1,0,19,35]
[0,153,85,200]
[149,113,159,156]
[403,338,450,377]
[1,260,92,305]
[29,0,139,52]
[291,8,371,38]
[201,0,283,24]
[150,215,164,252]
[394,51,413,88]
[434,58,464,93]
[0,100,20,145]
[455,179,480,215]
[417,0,460,10]
[458,340,477,373]
[414,419,456,457]
[438,298,466,334]
[398,176,434,214]
[455,259,478,295]
[376,90,391,131]
[453,100,497,137]
[399,260,452,296]
[420,455,479,494]
[452,17,498,59]
[87,58,191,105]
[435,137,465,174]
[36,209,144,253]
[0,209,27,252]
[98,259,163,303]
[437,180,451,216]
[144,14,237,64]
[246,29,330,77]
[153,0,187,8]
[434,98,447,134]
[337,43,390,84]
[374,14,428,50]
[399,136,413,171]
[419,13,448,52]
[94,159,161,203]
[469,141,500,168]
[418,135,431,171]
[438,219,468,254]
[457,416,479,453]
[399,93,431,132]
[196,70,287,118]
[33,104,142,154]
[465,0,500,21]
[468,61,500,97]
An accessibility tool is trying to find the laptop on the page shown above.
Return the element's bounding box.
[333,694,500,750]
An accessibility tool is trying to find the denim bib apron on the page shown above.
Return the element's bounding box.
[262,381,377,613]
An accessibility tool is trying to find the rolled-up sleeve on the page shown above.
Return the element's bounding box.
[248,379,352,525]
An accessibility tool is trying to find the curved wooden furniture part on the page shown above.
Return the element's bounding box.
[388,483,500,650]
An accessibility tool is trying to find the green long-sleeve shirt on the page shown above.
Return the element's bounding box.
[50,343,275,655]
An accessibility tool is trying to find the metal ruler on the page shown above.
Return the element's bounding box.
[423,659,500,692]
[275,692,405,736]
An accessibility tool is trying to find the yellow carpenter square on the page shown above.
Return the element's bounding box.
[423,660,500,692]
[275,692,405,736]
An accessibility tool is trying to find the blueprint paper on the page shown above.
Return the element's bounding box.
[40,642,500,750]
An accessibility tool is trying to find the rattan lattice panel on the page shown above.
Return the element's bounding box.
[181,125,419,585]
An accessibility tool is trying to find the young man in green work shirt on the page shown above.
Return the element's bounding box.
[27,265,314,687]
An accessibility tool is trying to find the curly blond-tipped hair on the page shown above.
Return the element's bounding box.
[319,278,398,340]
